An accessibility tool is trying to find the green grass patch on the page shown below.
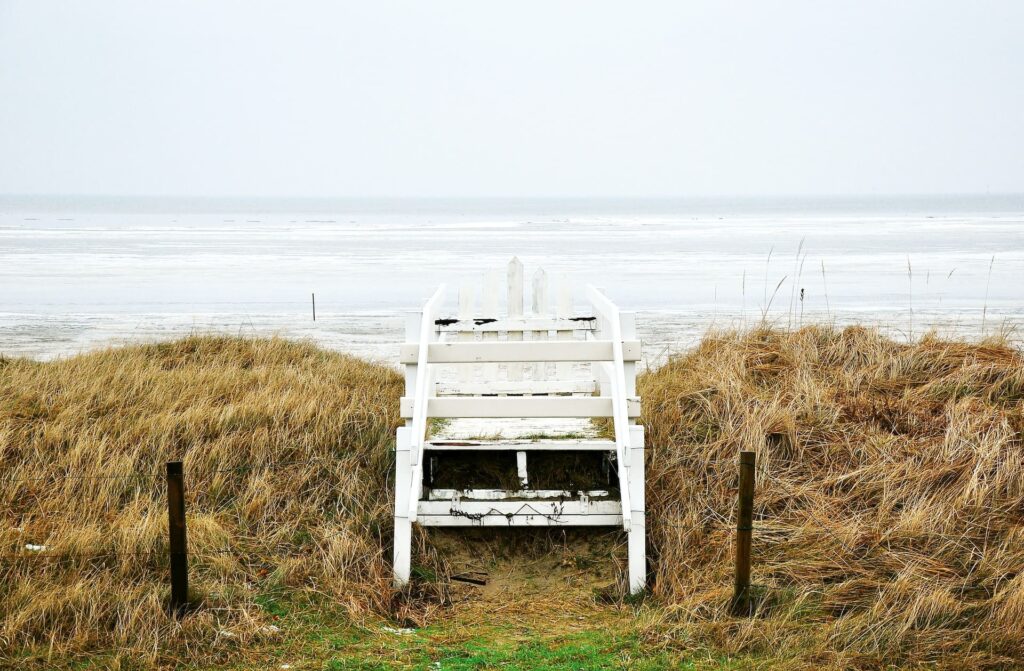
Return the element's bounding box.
[202,590,731,671]
[322,627,685,670]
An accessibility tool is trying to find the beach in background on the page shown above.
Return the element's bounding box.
[2,195,1022,365]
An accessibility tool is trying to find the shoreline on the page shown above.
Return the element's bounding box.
[2,308,1021,365]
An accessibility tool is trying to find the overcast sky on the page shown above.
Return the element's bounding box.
[1,1,1022,198]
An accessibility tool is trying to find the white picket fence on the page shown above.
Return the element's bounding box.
[393,257,646,594]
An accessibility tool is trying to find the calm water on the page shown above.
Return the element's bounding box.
[2,196,1022,363]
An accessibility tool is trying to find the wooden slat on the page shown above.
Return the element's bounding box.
[416,499,622,525]
[481,270,501,383]
[418,514,623,527]
[434,379,598,395]
[435,317,596,333]
[427,489,611,500]
[457,280,476,384]
[507,257,524,316]
[507,257,524,382]
[532,268,548,315]
[401,396,641,419]
[426,438,615,451]
[531,269,550,382]
[400,340,641,364]
[531,329,551,382]
[555,272,573,381]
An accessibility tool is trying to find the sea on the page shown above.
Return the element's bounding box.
[2,195,1022,366]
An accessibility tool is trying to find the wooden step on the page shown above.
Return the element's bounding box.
[425,438,615,451]
[426,488,612,500]
[416,498,623,527]
[434,379,598,395]
[401,396,640,419]
[399,340,641,364]
[434,316,597,333]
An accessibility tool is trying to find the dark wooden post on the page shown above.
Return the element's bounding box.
[733,451,755,615]
[167,461,189,614]
[312,293,316,321]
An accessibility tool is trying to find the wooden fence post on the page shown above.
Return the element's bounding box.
[167,461,189,614]
[733,451,755,615]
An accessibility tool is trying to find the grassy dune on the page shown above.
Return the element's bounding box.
[641,327,1024,668]
[1,329,1022,669]
[0,338,426,667]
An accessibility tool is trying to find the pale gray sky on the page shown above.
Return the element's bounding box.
[1,1,1022,198]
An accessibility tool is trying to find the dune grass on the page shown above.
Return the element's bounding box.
[0,337,434,667]
[1,328,1022,669]
[640,326,1024,668]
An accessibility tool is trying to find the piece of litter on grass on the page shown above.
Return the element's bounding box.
[218,630,237,639]
[262,624,281,634]
[382,625,415,635]
[279,665,292,670]
[25,544,47,552]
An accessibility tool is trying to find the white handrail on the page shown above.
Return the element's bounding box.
[599,360,632,530]
[586,286,633,530]
[408,285,446,521]
[586,287,632,465]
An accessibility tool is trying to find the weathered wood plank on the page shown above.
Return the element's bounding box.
[401,396,641,419]
[435,379,598,395]
[425,438,615,451]
[427,489,611,500]
[555,272,573,380]
[531,267,550,381]
[507,257,524,317]
[532,268,548,315]
[516,451,528,487]
[457,280,476,383]
[416,498,622,524]
[481,269,500,382]
[419,499,622,515]
[399,340,641,364]
[435,317,596,333]
[417,514,624,527]
[507,257,524,382]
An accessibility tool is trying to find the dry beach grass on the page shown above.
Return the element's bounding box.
[641,326,1024,668]
[0,328,1022,668]
[0,338,425,666]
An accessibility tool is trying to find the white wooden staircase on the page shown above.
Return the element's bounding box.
[393,258,646,593]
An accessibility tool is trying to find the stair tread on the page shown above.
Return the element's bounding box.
[429,417,604,442]
[426,437,614,445]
